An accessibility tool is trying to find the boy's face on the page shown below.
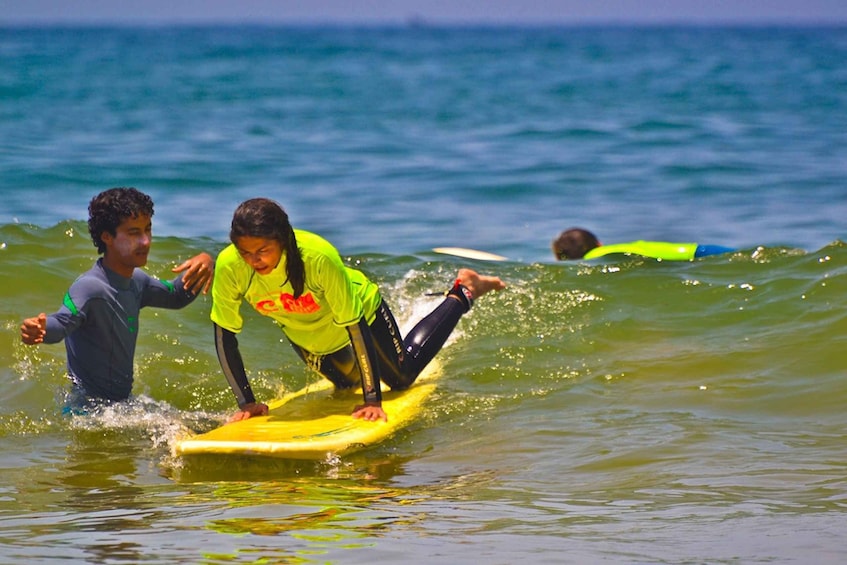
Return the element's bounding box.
[100,214,152,276]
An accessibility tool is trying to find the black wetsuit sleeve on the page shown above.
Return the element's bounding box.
[213,322,256,408]
[347,318,383,406]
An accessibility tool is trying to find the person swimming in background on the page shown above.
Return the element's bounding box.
[552,227,735,261]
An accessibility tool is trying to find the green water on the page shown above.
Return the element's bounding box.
[3,23,847,563]
[2,222,845,562]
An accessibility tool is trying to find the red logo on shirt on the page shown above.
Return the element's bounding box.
[255,292,319,315]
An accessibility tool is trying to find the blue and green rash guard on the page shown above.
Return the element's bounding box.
[42,258,199,401]
[584,241,734,261]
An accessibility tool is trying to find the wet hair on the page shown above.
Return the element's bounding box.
[230,197,305,298]
[87,187,154,254]
[552,227,600,260]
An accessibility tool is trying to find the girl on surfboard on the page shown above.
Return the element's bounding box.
[211,197,505,423]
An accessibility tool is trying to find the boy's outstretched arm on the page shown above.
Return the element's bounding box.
[173,252,215,295]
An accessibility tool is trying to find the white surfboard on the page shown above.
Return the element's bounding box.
[432,247,508,261]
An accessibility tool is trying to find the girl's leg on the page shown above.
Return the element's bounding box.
[292,269,504,391]
[289,341,359,389]
[369,281,470,390]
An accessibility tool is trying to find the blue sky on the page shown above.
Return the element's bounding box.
[2,0,846,25]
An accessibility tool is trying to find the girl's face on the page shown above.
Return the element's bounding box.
[234,236,282,275]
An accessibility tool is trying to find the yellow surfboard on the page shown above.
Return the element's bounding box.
[174,363,441,460]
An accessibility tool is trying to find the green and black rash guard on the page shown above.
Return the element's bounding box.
[211,229,383,408]
[42,258,199,401]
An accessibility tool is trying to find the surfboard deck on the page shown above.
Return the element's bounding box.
[173,370,439,460]
[432,246,508,261]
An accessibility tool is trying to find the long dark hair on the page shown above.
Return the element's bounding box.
[230,198,305,297]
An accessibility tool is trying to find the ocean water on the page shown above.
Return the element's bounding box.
[1,25,846,564]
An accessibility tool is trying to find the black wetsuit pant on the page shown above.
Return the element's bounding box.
[289,295,466,391]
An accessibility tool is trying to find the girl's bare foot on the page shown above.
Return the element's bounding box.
[457,268,506,299]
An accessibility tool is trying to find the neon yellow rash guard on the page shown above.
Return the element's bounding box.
[583,241,699,261]
[211,229,382,355]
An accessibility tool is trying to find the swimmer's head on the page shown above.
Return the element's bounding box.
[552,228,600,260]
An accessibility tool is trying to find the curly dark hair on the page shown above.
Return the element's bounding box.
[230,197,305,298]
[87,187,154,254]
